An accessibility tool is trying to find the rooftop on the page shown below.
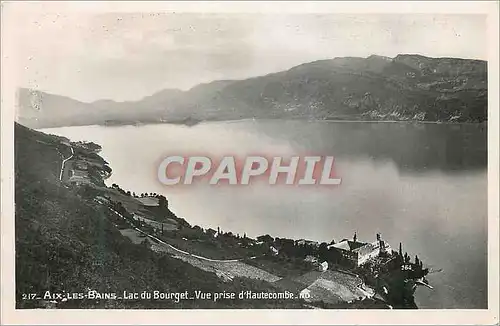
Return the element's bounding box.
[331,240,368,251]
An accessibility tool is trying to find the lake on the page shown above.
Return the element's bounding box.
[42,120,488,309]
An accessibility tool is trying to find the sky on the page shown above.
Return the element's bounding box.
[7,7,488,102]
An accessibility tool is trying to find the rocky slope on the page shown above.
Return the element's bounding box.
[17,54,487,128]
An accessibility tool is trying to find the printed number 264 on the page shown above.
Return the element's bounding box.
[401,265,412,271]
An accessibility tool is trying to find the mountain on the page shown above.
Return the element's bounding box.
[16,87,185,128]
[17,54,487,128]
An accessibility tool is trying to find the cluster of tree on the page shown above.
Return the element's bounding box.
[86,165,110,187]
[74,141,102,153]
[108,200,161,233]
[110,184,138,197]
[110,201,133,220]
[75,184,98,200]
[253,234,352,268]
[217,230,257,249]
[173,224,246,244]
[110,183,130,196]
[395,242,428,278]
[138,192,157,197]
[109,185,169,209]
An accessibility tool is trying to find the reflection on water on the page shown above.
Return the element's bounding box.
[41,120,488,309]
[244,120,487,174]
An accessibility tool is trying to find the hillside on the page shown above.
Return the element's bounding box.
[14,122,308,309]
[16,54,487,128]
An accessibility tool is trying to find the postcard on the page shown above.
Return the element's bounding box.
[1,1,498,325]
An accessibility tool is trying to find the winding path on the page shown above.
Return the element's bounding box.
[134,226,241,263]
[59,146,74,181]
[108,207,250,263]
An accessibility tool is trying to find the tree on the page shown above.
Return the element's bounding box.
[257,234,274,244]
[141,238,151,249]
[318,242,329,260]
[399,242,403,257]
[404,252,410,264]
[158,195,168,209]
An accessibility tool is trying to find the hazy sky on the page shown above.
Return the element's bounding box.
[10,11,487,102]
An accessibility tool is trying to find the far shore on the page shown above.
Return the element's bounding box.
[37,117,488,131]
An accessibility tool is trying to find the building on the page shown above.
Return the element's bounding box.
[296,239,320,248]
[68,175,92,186]
[205,228,217,238]
[329,233,392,267]
[74,161,88,171]
[71,169,88,178]
[318,261,328,272]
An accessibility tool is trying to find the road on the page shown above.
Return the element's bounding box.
[103,186,279,282]
[109,206,243,263]
[134,226,242,263]
[59,146,74,181]
[123,218,279,282]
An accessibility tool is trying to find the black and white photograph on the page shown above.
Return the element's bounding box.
[1,1,498,324]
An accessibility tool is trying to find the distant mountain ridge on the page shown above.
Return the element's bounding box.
[17,54,487,128]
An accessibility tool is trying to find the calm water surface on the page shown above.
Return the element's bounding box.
[42,120,488,309]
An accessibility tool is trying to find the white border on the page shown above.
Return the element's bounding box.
[1,1,499,325]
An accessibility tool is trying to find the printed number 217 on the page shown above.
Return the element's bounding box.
[22,293,37,300]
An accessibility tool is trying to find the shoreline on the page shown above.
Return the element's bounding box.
[35,117,487,131]
[74,148,431,309]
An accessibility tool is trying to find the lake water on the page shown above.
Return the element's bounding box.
[42,120,488,309]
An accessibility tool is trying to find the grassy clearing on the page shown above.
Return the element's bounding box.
[243,256,316,279]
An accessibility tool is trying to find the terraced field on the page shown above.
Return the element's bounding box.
[295,270,374,304]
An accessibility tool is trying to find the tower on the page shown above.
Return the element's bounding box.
[377,233,386,253]
[379,240,386,254]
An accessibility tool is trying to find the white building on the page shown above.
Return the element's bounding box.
[318,261,328,272]
[68,175,92,186]
[270,246,279,256]
[329,233,392,267]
